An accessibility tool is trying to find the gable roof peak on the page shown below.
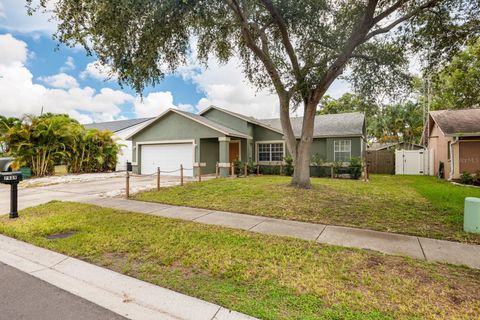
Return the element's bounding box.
[429,108,480,136]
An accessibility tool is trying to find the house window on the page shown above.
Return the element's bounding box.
[258,142,284,162]
[334,140,351,162]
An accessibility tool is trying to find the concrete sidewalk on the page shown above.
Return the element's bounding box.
[83,197,480,269]
[0,235,257,320]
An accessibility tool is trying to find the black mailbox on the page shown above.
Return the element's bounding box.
[0,172,22,218]
[0,172,23,184]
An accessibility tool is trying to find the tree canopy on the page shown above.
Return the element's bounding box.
[317,93,424,144]
[0,114,120,176]
[30,0,480,187]
[430,39,480,109]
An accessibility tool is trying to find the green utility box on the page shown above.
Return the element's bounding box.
[464,197,480,234]
[20,167,32,179]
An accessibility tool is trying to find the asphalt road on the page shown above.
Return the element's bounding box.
[0,262,126,320]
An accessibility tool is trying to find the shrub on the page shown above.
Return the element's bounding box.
[332,161,343,178]
[460,171,474,185]
[233,158,243,177]
[247,158,256,175]
[349,157,363,179]
[0,114,119,176]
[311,153,324,167]
[283,156,294,176]
[473,170,480,186]
[261,165,280,175]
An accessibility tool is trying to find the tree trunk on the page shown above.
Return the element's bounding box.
[290,100,317,188]
[278,95,297,160]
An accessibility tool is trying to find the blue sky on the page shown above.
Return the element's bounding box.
[0,0,349,123]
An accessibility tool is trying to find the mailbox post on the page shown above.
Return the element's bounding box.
[0,172,23,218]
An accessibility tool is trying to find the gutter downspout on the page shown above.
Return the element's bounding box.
[449,137,459,180]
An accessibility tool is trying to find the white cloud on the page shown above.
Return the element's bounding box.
[180,57,280,119]
[133,91,194,117]
[39,73,79,89]
[179,54,350,119]
[0,33,27,66]
[0,0,57,34]
[81,60,117,82]
[0,2,6,18]
[60,56,75,72]
[0,33,133,124]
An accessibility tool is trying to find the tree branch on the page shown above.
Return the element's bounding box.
[373,0,405,24]
[259,0,302,82]
[225,0,288,97]
[310,0,379,104]
[349,53,381,63]
[365,0,441,42]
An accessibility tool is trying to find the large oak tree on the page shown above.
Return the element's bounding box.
[30,0,480,187]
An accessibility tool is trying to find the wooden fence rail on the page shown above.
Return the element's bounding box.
[365,150,395,174]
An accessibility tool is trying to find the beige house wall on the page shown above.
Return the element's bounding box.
[458,140,480,177]
[452,142,460,179]
[428,123,453,178]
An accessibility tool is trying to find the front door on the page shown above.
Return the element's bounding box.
[229,141,240,162]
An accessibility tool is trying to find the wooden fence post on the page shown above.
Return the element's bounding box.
[256,164,260,176]
[125,171,130,198]
[157,167,160,191]
[244,163,248,177]
[231,162,234,177]
[180,164,184,186]
[198,164,202,182]
[215,162,219,178]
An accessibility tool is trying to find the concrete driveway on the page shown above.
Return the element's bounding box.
[0,174,188,213]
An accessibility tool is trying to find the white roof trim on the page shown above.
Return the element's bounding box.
[199,105,284,135]
[126,108,250,140]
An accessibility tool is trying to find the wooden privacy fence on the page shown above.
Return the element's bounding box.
[365,149,395,174]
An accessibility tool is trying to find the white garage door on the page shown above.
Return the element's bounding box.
[140,143,194,176]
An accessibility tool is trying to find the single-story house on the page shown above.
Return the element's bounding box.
[422,109,480,179]
[124,106,366,177]
[85,117,154,171]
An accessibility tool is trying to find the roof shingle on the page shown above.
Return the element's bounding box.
[84,118,154,133]
[430,109,480,136]
[259,112,365,138]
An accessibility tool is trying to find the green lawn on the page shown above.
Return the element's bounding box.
[134,175,480,244]
[1,201,479,320]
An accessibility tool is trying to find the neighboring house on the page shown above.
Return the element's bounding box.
[422,109,480,180]
[368,141,424,151]
[85,117,154,171]
[125,106,366,177]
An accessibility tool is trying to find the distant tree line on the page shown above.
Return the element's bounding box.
[0,113,119,176]
[318,39,480,144]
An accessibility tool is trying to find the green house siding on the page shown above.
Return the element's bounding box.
[131,112,224,172]
[253,125,283,141]
[311,139,327,160]
[202,109,249,135]
[128,108,364,175]
[200,138,219,174]
[326,137,363,162]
